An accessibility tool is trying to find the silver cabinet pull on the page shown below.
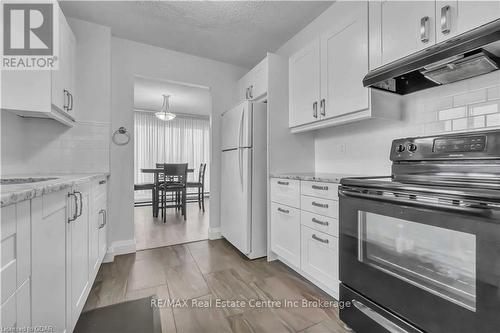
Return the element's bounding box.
[99,209,107,228]
[277,207,290,214]
[74,191,83,217]
[312,234,329,244]
[245,87,249,99]
[320,99,326,116]
[312,184,328,191]
[249,85,253,99]
[352,300,410,333]
[69,92,74,111]
[313,101,318,118]
[312,201,328,208]
[312,217,329,226]
[99,180,106,185]
[420,16,430,43]
[68,192,78,222]
[277,180,289,186]
[440,5,451,35]
[63,89,70,110]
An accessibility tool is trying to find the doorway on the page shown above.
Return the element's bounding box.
[133,76,211,250]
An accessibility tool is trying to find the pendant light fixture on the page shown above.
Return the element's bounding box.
[155,94,176,121]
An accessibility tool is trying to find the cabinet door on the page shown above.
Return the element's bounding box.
[66,24,77,117]
[270,203,301,268]
[68,185,90,328]
[51,4,69,113]
[31,195,67,333]
[88,201,100,276]
[320,4,369,119]
[457,1,500,35]
[381,0,435,65]
[301,226,338,293]
[289,38,321,127]
[249,57,268,100]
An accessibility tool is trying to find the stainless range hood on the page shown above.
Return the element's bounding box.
[363,19,500,95]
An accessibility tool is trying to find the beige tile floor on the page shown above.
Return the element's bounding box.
[134,199,209,250]
[83,239,350,333]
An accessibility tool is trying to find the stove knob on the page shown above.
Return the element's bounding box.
[407,143,418,152]
[396,144,405,153]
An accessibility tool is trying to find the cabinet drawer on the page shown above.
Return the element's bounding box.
[301,210,338,237]
[270,178,300,208]
[301,226,338,293]
[301,195,338,218]
[301,181,338,200]
[270,203,301,268]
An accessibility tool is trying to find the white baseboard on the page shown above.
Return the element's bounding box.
[103,239,136,263]
[208,227,222,240]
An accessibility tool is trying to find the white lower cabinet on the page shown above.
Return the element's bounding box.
[301,226,339,294]
[270,177,340,297]
[2,176,108,333]
[270,203,301,268]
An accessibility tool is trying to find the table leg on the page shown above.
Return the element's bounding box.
[153,173,159,217]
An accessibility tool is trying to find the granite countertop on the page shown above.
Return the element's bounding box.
[1,173,110,207]
[270,172,356,184]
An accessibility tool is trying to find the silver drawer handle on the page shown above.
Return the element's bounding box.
[312,185,328,191]
[277,207,289,214]
[420,16,430,43]
[352,300,410,333]
[277,181,289,186]
[312,234,329,244]
[99,180,106,185]
[313,101,318,118]
[312,218,329,226]
[312,201,328,209]
[440,5,451,35]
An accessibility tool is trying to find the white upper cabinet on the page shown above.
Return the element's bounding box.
[380,0,436,65]
[320,5,369,120]
[289,38,321,127]
[288,2,401,132]
[436,1,500,42]
[237,56,268,101]
[1,2,77,126]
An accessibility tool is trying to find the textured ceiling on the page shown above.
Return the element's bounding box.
[134,77,211,116]
[60,1,333,68]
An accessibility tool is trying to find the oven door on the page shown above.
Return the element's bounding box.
[339,186,500,333]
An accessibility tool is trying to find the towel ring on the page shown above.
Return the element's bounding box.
[112,127,130,146]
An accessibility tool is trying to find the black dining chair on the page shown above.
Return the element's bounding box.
[134,183,155,214]
[187,163,207,212]
[158,163,188,222]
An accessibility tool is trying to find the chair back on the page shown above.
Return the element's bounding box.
[198,163,207,185]
[163,163,188,185]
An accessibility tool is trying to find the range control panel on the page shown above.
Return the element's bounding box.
[390,130,500,161]
[433,135,486,153]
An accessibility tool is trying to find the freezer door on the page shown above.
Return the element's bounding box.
[221,101,252,151]
[221,148,252,254]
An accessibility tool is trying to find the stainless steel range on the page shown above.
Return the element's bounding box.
[338,129,500,333]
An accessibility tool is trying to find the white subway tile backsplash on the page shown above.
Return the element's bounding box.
[487,113,500,127]
[487,86,500,101]
[471,116,486,129]
[469,101,499,116]
[453,90,486,107]
[452,118,468,131]
[444,120,452,132]
[438,107,466,120]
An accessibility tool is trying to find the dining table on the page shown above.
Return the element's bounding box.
[141,167,194,218]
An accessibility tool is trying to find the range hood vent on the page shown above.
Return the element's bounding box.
[364,19,500,95]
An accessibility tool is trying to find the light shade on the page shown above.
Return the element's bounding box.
[155,94,176,121]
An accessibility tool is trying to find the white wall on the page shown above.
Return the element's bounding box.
[0,19,111,176]
[108,37,246,252]
[275,1,500,177]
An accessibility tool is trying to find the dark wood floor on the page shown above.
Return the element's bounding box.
[83,239,350,333]
[134,199,209,250]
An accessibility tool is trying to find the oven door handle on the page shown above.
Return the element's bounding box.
[352,300,413,333]
[339,188,493,216]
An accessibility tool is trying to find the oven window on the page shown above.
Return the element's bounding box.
[358,212,476,311]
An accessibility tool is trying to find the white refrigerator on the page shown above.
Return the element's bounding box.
[221,100,267,259]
